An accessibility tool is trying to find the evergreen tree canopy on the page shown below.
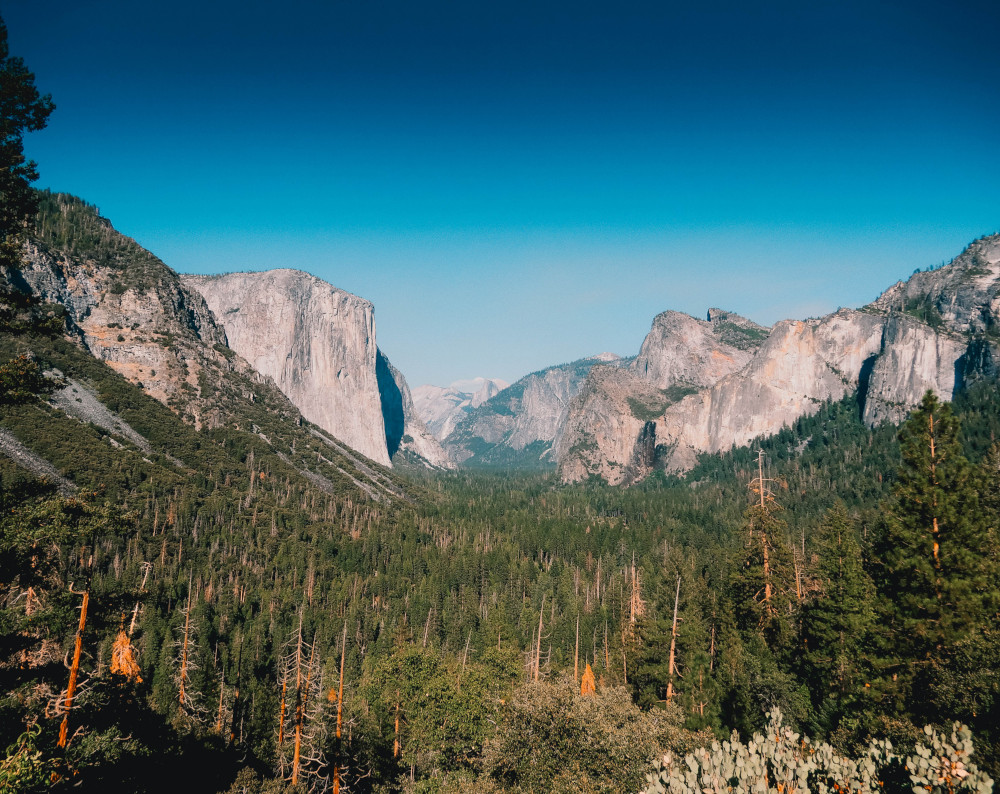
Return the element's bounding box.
[798,503,876,735]
[876,391,998,717]
[0,16,53,270]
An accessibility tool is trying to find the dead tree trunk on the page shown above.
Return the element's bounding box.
[666,576,681,701]
[58,588,89,748]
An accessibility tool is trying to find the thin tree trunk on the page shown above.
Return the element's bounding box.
[334,623,346,794]
[230,639,243,746]
[216,673,225,733]
[393,695,401,758]
[278,667,288,746]
[666,576,681,701]
[179,573,193,710]
[535,595,545,681]
[58,589,89,748]
[574,615,579,684]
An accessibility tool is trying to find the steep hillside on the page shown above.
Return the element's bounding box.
[14,193,240,430]
[3,191,411,503]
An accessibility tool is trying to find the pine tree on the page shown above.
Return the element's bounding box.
[875,391,998,719]
[797,504,875,734]
[0,16,54,270]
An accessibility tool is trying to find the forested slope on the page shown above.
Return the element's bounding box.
[3,260,999,791]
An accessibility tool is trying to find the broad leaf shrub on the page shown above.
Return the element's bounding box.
[641,709,993,794]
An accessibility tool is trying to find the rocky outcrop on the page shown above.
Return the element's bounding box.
[861,315,967,426]
[870,235,1000,336]
[555,364,669,483]
[558,234,1000,484]
[13,194,261,431]
[412,378,509,441]
[444,355,619,467]
[652,310,887,473]
[558,311,768,483]
[184,270,392,466]
[185,270,448,469]
[376,351,454,469]
[629,310,763,388]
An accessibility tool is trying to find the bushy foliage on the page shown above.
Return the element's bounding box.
[642,709,993,794]
[483,677,698,793]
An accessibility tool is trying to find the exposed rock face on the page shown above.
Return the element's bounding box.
[870,236,1000,336]
[376,351,454,469]
[13,194,262,431]
[412,378,509,440]
[184,270,392,466]
[444,355,619,467]
[653,310,887,473]
[861,315,967,426]
[558,311,768,483]
[630,310,762,388]
[555,364,667,483]
[558,233,1000,484]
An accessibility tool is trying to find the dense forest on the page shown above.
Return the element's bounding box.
[2,278,998,792]
[1,13,998,793]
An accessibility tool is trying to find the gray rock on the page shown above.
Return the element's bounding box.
[558,235,1000,483]
[445,355,620,467]
[184,270,392,465]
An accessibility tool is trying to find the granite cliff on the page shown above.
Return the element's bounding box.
[558,235,1000,484]
[557,311,769,483]
[183,269,450,470]
[376,351,454,469]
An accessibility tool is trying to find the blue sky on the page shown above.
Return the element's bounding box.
[5,0,1000,387]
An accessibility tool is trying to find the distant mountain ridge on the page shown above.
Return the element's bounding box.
[412,377,509,441]
[557,234,1000,484]
[440,354,622,468]
[15,191,1000,487]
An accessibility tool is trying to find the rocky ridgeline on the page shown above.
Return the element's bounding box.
[15,194,283,432]
[558,234,1000,484]
[556,311,770,484]
[16,193,449,471]
[19,193,999,484]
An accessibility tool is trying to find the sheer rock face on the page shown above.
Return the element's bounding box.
[555,364,665,484]
[557,233,1000,485]
[557,311,768,484]
[653,310,887,473]
[184,270,392,466]
[375,351,454,469]
[861,315,967,427]
[15,239,250,431]
[443,355,618,467]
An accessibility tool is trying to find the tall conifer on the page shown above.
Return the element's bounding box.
[798,504,875,733]
[876,392,997,718]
